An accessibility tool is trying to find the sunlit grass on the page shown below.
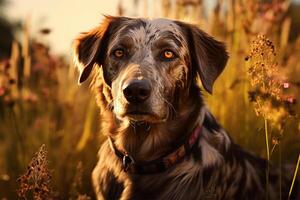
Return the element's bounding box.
[0,0,299,199]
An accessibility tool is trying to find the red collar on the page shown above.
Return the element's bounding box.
[109,125,202,174]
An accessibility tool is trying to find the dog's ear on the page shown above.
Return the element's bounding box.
[73,16,123,84]
[177,22,228,94]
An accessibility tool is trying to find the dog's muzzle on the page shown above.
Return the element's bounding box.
[119,78,163,122]
[122,79,151,104]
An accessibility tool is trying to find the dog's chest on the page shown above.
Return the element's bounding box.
[93,136,295,200]
[125,160,215,200]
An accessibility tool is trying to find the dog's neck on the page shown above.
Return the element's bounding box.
[109,90,204,162]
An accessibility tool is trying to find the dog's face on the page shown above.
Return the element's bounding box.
[73,16,228,123]
[104,18,192,123]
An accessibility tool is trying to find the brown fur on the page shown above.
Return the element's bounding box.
[73,16,299,200]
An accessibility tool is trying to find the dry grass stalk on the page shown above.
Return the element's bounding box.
[17,144,52,200]
[246,35,295,131]
[288,154,300,200]
[246,35,296,158]
[22,18,31,79]
[246,34,296,199]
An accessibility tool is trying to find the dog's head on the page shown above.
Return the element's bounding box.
[73,16,228,123]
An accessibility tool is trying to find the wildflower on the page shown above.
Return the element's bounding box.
[285,96,296,104]
[17,145,52,200]
[283,82,289,89]
[272,137,280,146]
[245,35,296,131]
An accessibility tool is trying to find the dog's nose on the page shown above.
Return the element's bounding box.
[123,80,151,103]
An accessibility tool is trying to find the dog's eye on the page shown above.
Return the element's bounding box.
[162,50,175,60]
[113,49,124,58]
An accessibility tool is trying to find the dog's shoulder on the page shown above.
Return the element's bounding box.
[92,141,128,200]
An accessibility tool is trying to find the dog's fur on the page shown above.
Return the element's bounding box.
[73,16,299,200]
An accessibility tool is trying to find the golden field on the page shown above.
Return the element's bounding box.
[0,0,299,199]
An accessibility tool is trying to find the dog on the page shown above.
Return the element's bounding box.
[73,16,299,200]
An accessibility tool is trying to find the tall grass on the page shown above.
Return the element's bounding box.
[0,0,299,199]
[0,18,99,198]
[245,34,296,199]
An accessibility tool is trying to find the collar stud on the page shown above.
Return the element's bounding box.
[123,155,134,172]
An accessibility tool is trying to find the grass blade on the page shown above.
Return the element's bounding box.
[288,154,300,200]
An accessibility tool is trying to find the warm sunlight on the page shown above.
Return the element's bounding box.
[0,0,299,199]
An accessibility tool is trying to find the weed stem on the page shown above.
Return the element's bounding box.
[288,154,300,200]
[264,118,270,200]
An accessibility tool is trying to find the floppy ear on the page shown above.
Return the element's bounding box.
[178,22,228,94]
[73,16,122,84]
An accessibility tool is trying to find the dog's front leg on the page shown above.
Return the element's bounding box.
[92,163,133,200]
[92,141,134,200]
[119,178,133,200]
[93,163,130,200]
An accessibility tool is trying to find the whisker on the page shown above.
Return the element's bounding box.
[107,101,114,111]
[106,96,122,112]
[162,96,177,119]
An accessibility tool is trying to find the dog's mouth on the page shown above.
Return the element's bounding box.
[120,109,165,123]
[126,111,151,115]
[125,111,156,121]
[114,102,167,123]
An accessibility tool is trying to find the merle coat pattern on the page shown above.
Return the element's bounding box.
[73,16,299,200]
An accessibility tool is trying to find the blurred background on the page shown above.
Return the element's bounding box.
[0,0,299,199]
